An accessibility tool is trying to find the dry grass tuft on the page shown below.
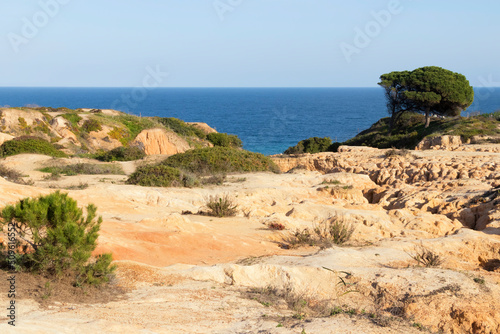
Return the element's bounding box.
[204,194,238,217]
[407,244,443,267]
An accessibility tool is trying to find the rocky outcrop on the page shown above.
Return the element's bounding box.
[0,108,46,135]
[415,135,463,150]
[272,146,500,230]
[187,122,217,134]
[0,107,215,155]
[131,128,191,155]
[50,116,79,146]
[86,125,123,151]
[272,148,500,188]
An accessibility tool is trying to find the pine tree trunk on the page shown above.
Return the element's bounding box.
[425,108,431,128]
[389,112,395,134]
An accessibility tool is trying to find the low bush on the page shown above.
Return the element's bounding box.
[111,114,160,145]
[61,113,82,128]
[204,194,238,217]
[327,141,342,153]
[127,165,189,187]
[76,253,116,286]
[39,163,124,176]
[284,137,332,155]
[107,127,129,142]
[0,136,67,158]
[206,133,243,148]
[81,119,102,133]
[127,147,278,188]
[0,192,116,285]
[163,147,279,175]
[94,146,146,162]
[157,117,206,139]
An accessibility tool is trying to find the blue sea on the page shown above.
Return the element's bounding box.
[0,87,499,155]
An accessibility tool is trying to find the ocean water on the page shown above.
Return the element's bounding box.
[0,87,499,155]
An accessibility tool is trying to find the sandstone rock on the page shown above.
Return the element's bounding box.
[0,108,46,134]
[50,116,79,144]
[337,145,379,153]
[131,128,191,155]
[415,135,462,151]
[86,125,122,151]
[0,132,14,146]
[322,172,377,191]
[470,135,500,144]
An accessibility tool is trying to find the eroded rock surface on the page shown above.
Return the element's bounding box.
[131,128,191,155]
[0,146,500,333]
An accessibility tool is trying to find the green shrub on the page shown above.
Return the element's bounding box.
[39,163,124,176]
[18,117,30,130]
[205,194,238,217]
[116,114,159,144]
[0,136,67,158]
[108,127,128,142]
[284,137,332,154]
[0,192,115,285]
[76,253,116,286]
[128,147,278,188]
[81,119,102,133]
[94,146,146,162]
[206,133,243,148]
[327,142,342,153]
[61,113,82,128]
[163,147,279,175]
[157,117,206,139]
[127,165,190,187]
[33,120,51,135]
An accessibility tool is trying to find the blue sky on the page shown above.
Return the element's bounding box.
[1,0,499,87]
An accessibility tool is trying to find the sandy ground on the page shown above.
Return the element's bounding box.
[0,152,499,333]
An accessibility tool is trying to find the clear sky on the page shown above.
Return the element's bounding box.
[1,0,499,87]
